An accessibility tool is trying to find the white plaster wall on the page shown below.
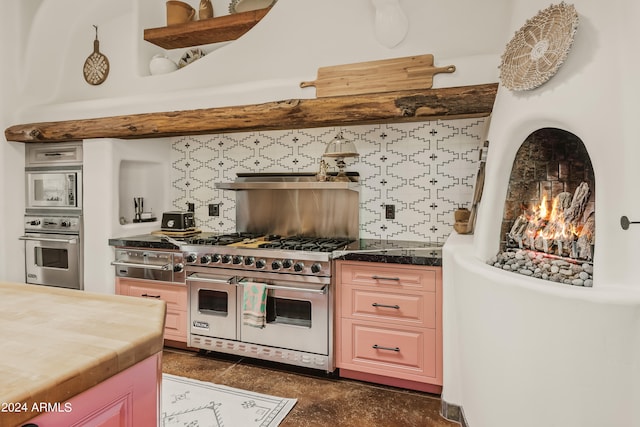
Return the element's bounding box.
[83,138,172,294]
[14,0,512,122]
[444,235,640,427]
[443,1,640,426]
[0,1,27,284]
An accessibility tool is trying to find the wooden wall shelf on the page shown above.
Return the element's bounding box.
[4,83,498,143]
[144,7,271,49]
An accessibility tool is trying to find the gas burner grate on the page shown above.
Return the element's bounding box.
[259,237,354,252]
[186,232,263,246]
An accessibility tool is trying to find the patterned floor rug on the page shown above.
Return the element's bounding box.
[162,374,297,427]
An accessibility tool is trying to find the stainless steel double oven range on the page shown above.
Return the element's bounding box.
[21,143,83,290]
[184,173,360,372]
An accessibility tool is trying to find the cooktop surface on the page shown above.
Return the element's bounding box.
[183,233,355,253]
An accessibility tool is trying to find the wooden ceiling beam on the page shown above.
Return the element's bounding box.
[5,83,497,143]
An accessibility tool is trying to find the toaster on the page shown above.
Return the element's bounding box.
[161,211,196,232]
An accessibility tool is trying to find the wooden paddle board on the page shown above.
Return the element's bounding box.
[300,54,455,97]
[228,237,269,248]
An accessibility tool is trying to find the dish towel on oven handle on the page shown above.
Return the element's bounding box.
[242,282,267,328]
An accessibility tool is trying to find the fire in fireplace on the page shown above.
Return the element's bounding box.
[488,127,595,286]
[507,181,594,259]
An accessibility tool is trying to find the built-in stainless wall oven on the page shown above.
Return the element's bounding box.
[20,214,83,290]
[22,143,84,289]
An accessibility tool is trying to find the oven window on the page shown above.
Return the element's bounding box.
[198,289,229,316]
[28,171,79,208]
[33,174,71,204]
[268,296,312,328]
[35,247,69,269]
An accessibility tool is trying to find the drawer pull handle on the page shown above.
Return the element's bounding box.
[373,344,400,352]
[141,293,161,299]
[371,275,400,281]
[372,303,400,309]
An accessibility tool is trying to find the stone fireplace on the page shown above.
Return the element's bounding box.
[488,127,595,286]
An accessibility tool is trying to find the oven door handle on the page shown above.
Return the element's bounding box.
[267,284,327,295]
[187,273,237,285]
[19,235,78,244]
[239,280,327,295]
[110,261,171,271]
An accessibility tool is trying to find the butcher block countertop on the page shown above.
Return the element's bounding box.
[0,282,166,426]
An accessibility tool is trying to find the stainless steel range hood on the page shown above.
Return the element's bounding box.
[215,172,359,191]
[216,173,360,240]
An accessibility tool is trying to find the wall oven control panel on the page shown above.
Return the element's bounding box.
[24,214,81,233]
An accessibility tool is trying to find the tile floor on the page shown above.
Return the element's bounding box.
[162,348,458,427]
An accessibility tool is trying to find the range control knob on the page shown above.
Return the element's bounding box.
[233,255,244,265]
[60,220,70,227]
[200,255,211,264]
[185,253,197,263]
[282,259,293,269]
[245,256,255,266]
[255,259,267,269]
[271,260,283,270]
[29,219,41,226]
[212,254,222,263]
[222,255,232,264]
[294,262,305,272]
[173,263,184,273]
[311,263,322,274]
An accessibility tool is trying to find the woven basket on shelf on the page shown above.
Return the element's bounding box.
[499,2,579,91]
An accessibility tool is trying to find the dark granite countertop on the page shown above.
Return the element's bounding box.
[333,239,442,266]
[109,234,442,266]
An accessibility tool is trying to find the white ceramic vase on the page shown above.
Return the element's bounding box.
[371,0,409,48]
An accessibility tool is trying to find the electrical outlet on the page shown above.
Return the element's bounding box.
[187,202,195,212]
[209,203,220,217]
[385,204,395,220]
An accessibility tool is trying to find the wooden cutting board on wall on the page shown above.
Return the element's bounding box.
[300,54,456,97]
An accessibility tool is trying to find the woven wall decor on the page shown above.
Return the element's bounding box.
[83,25,109,85]
[499,2,578,91]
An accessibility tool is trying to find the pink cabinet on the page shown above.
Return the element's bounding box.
[24,352,161,427]
[116,277,188,343]
[335,261,442,393]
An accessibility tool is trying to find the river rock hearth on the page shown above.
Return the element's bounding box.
[488,249,593,287]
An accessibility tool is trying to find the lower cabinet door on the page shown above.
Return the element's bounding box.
[341,319,437,382]
[25,353,160,427]
[116,278,188,343]
[163,308,187,342]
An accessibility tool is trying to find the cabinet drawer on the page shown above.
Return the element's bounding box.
[341,319,436,379]
[124,284,187,310]
[343,288,436,328]
[164,309,187,342]
[338,262,437,292]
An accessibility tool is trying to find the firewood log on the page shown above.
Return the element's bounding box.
[564,183,590,224]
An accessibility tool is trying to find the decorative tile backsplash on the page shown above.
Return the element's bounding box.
[170,118,487,243]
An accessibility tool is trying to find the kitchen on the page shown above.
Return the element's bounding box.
[1,0,640,427]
